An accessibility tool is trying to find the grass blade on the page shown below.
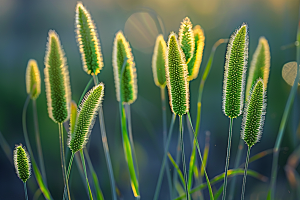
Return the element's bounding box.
[80,149,93,200]
[0,131,13,165]
[168,152,186,189]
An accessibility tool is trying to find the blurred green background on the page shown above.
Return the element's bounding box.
[1,0,300,199]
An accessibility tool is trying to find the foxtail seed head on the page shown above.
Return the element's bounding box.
[75,2,103,75]
[26,59,41,100]
[68,83,104,154]
[245,37,270,99]
[166,32,189,116]
[13,144,31,183]
[44,30,71,123]
[223,23,248,118]
[179,17,194,64]
[187,25,205,81]
[69,100,77,134]
[152,34,167,88]
[112,31,137,104]
[241,79,266,147]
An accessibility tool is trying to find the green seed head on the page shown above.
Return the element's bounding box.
[166,32,189,116]
[241,79,266,147]
[44,30,71,123]
[112,31,137,104]
[152,34,167,88]
[68,83,104,154]
[69,100,77,134]
[187,25,205,81]
[178,17,194,64]
[75,2,103,75]
[245,37,270,99]
[26,59,41,100]
[13,144,31,183]
[223,23,248,118]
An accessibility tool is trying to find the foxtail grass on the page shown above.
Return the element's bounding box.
[179,17,194,64]
[14,144,31,200]
[240,79,266,200]
[222,23,248,200]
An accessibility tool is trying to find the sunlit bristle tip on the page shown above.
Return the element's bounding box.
[152,34,167,87]
[245,37,270,99]
[166,32,189,116]
[241,79,266,147]
[26,59,41,100]
[13,144,31,183]
[179,17,195,64]
[112,31,137,104]
[69,100,77,134]
[68,83,104,154]
[222,23,248,118]
[44,30,71,124]
[75,2,103,75]
[187,25,205,81]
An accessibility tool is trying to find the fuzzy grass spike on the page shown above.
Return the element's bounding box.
[14,144,31,183]
[113,31,137,104]
[152,34,167,88]
[26,59,41,100]
[68,83,104,154]
[75,2,103,75]
[179,17,194,64]
[166,32,189,116]
[187,25,205,81]
[245,37,270,99]
[44,30,71,123]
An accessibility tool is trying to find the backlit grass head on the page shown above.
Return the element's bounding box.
[68,83,104,154]
[223,23,248,118]
[179,17,194,64]
[152,34,167,88]
[187,25,205,81]
[13,144,31,183]
[245,37,270,99]
[69,100,77,134]
[75,2,103,75]
[166,32,189,116]
[112,31,137,104]
[241,79,266,147]
[26,59,41,100]
[44,30,71,124]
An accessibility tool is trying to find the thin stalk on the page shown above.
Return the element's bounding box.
[173,124,182,198]
[270,12,300,199]
[32,100,47,185]
[24,182,28,200]
[179,116,190,200]
[0,131,13,165]
[80,149,93,200]
[222,118,234,200]
[78,77,94,107]
[161,86,173,199]
[241,147,251,200]
[93,75,117,200]
[228,138,244,200]
[63,153,75,200]
[154,114,176,200]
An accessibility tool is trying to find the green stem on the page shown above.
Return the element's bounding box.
[222,118,233,200]
[24,182,28,200]
[63,153,75,200]
[241,147,251,200]
[153,114,176,200]
[58,124,68,193]
[80,150,93,200]
[0,131,13,165]
[32,100,47,185]
[93,75,118,200]
[78,77,94,107]
[179,116,189,200]
[270,14,300,199]
[173,123,182,198]
[228,138,244,200]
[160,87,173,199]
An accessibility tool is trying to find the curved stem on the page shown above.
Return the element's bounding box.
[173,123,182,198]
[63,153,75,200]
[241,147,251,200]
[24,182,28,200]
[58,123,68,195]
[80,150,93,200]
[153,114,176,200]
[32,100,47,185]
[93,75,118,200]
[222,118,234,200]
[179,116,189,200]
[78,77,94,107]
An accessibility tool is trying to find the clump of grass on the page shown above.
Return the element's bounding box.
[14,144,31,200]
[222,23,248,200]
[241,79,266,200]
[75,2,103,75]
[26,59,41,100]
